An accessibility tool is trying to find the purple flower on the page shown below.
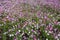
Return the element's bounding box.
[15,31,19,35]
[14,38,17,40]
[33,35,37,40]
[0,6,4,13]
[19,12,23,17]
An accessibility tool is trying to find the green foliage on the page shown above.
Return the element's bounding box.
[32,16,39,23]
[18,17,27,23]
[54,25,60,30]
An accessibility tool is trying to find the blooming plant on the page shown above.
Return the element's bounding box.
[0,0,60,40]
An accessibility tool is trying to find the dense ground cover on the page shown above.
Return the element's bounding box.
[0,0,60,40]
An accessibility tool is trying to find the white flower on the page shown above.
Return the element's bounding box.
[18,30,21,32]
[58,33,60,36]
[46,38,48,40]
[9,34,14,37]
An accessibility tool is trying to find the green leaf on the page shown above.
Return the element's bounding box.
[32,17,39,23]
[54,25,60,30]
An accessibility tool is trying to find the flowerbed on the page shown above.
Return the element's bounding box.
[0,0,60,40]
